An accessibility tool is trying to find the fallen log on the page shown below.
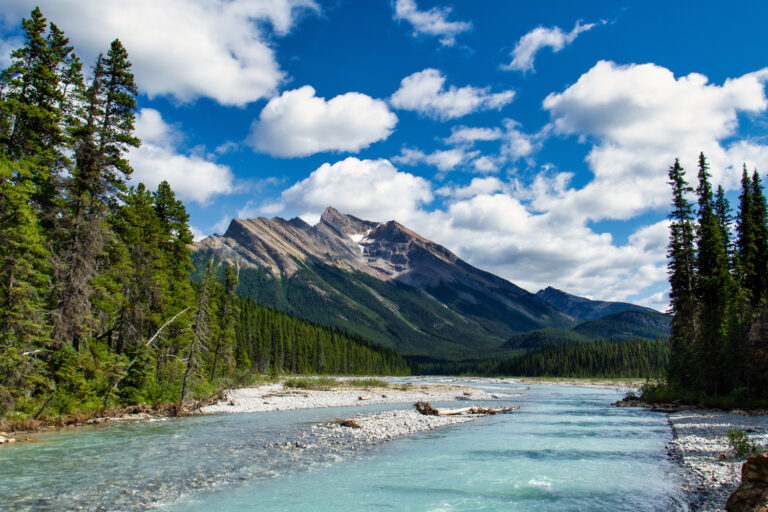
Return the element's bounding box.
[414,401,517,416]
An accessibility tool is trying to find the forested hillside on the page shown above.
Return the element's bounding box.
[0,9,406,422]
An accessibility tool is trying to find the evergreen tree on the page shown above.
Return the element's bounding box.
[737,166,759,303]
[0,8,81,225]
[152,181,194,376]
[750,171,768,305]
[714,185,733,259]
[210,265,238,381]
[52,40,139,349]
[181,261,214,403]
[693,153,733,394]
[0,156,51,414]
[666,159,697,388]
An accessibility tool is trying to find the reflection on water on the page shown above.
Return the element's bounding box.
[0,382,684,511]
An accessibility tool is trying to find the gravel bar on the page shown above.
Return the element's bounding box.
[201,382,501,414]
[668,411,768,511]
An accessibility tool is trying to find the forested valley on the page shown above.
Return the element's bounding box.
[0,8,406,425]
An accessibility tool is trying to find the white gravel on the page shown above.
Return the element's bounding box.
[201,382,501,414]
[668,411,768,511]
[315,409,481,444]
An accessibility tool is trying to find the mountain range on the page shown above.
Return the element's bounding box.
[193,207,669,360]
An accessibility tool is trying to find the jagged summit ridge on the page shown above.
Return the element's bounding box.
[199,206,478,285]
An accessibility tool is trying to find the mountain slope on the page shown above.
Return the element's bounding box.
[572,309,671,341]
[502,309,671,351]
[535,286,661,321]
[193,207,575,359]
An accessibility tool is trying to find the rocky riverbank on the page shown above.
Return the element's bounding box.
[667,411,768,511]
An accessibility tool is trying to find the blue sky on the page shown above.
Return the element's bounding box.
[3,1,768,309]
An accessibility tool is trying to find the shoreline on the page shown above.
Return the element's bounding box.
[666,410,768,511]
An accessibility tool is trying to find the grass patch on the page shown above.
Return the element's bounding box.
[283,377,341,390]
[344,378,389,388]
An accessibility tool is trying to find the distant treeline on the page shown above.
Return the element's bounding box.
[234,297,408,377]
[415,338,670,379]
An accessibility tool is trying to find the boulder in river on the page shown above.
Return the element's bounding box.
[726,454,768,512]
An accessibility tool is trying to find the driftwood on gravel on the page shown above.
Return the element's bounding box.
[415,401,516,416]
[331,417,362,429]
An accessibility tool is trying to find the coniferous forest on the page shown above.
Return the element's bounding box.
[647,153,768,406]
[416,338,669,378]
[0,9,406,423]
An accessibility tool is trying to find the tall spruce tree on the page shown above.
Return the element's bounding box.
[666,159,697,389]
[52,40,139,349]
[210,266,238,381]
[181,261,215,403]
[693,153,733,394]
[750,171,768,305]
[152,181,194,375]
[737,166,760,304]
[714,185,733,259]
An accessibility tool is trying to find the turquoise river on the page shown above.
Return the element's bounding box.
[0,381,685,511]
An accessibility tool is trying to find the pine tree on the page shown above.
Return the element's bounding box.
[666,159,697,389]
[737,166,759,303]
[0,156,51,413]
[693,153,733,394]
[714,185,733,259]
[52,40,139,349]
[152,181,194,376]
[210,266,238,381]
[181,261,214,403]
[750,171,768,305]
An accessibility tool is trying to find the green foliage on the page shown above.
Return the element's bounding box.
[283,377,340,390]
[0,10,409,423]
[727,429,766,459]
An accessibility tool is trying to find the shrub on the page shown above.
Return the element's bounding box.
[344,378,388,388]
[283,377,340,390]
[727,429,766,459]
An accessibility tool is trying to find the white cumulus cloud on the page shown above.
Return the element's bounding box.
[393,147,478,172]
[2,0,319,106]
[539,61,768,222]
[444,126,503,146]
[129,109,236,204]
[502,20,602,73]
[393,0,471,46]
[391,68,515,120]
[248,85,398,158]
[280,157,433,224]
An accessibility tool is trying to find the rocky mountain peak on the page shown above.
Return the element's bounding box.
[319,206,378,239]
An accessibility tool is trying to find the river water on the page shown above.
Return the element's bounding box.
[0,381,684,511]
